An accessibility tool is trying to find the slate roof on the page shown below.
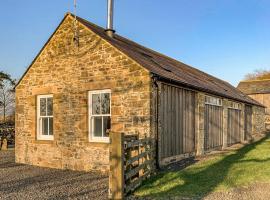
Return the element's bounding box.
[237,79,270,95]
[16,13,263,107]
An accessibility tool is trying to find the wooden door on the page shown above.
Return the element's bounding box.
[227,108,242,145]
[204,104,223,151]
[158,83,196,165]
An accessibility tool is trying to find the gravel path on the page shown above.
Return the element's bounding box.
[0,150,108,200]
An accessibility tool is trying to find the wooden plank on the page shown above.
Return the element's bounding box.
[124,135,138,142]
[220,107,223,146]
[163,84,168,158]
[210,105,213,149]
[179,88,183,154]
[125,150,153,166]
[160,84,165,159]
[192,92,196,150]
[125,170,151,194]
[183,90,186,153]
[124,138,152,149]
[188,92,192,152]
[204,105,209,150]
[168,85,172,157]
[175,88,179,155]
[215,106,217,148]
[125,160,153,180]
[228,109,231,145]
[172,86,176,157]
[190,91,195,152]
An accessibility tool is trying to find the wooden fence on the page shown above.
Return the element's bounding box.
[0,126,15,150]
[0,126,15,134]
[109,133,155,199]
[0,126,15,144]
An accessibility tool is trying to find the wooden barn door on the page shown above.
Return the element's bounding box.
[244,105,253,141]
[227,106,242,146]
[158,83,196,166]
[204,102,223,151]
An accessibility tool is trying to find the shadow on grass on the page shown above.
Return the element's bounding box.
[137,134,270,199]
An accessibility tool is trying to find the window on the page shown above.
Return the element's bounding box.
[205,96,222,106]
[37,95,53,140]
[228,101,242,110]
[89,90,111,142]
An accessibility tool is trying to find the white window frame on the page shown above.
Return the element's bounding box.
[228,101,242,110]
[37,94,54,140]
[88,89,111,143]
[205,95,222,106]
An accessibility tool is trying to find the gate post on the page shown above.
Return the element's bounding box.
[109,132,125,199]
[1,138,8,150]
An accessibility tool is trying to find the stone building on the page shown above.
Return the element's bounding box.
[15,13,265,172]
[238,79,270,129]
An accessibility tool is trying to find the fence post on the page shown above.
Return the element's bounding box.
[109,132,125,199]
[1,138,8,150]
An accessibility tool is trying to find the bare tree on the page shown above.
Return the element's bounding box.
[244,69,270,81]
[0,72,15,122]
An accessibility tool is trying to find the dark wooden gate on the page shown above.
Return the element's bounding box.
[158,83,196,166]
[204,104,223,151]
[244,105,252,141]
[227,108,242,146]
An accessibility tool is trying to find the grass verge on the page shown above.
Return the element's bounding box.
[135,135,270,199]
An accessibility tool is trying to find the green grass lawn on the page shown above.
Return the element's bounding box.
[135,134,270,199]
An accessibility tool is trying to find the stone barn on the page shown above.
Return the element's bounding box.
[238,79,270,130]
[15,13,265,172]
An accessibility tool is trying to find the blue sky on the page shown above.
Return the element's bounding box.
[0,0,270,86]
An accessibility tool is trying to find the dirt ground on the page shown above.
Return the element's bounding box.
[0,150,108,200]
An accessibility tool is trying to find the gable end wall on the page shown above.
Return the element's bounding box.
[15,15,153,172]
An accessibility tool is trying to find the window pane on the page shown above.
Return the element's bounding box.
[40,98,47,116]
[101,93,110,114]
[42,117,48,135]
[92,94,101,115]
[103,116,111,137]
[93,117,102,137]
[49,118,53,135]
[47,98,53,116]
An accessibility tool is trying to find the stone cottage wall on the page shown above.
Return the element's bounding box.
[252,105,266,135]
[15,15,152,172]
[248,94,270,130]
